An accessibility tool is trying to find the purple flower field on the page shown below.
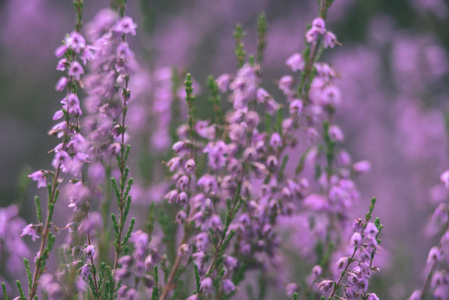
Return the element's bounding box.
[1,0,449,299]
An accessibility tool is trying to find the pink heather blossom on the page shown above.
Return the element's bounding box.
[20,224,39,241]
[286,53,305,71]
[84,245,95,259]
[440,170,449,188]
[65,32,86,53]
[28,170,47,188]
[55,76,68,91]
[323,31,338,48]
[312,18,326,34]
[68,61,84,80]
[114,16,137,35]
[353,160,372,173]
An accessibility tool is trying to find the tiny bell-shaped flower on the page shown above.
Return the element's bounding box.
[427,247,441,266]
[222,279,236,295]
[84,245,95,259]
[353,160,371,173]
[350,232,362,248]
[185,159,196,175]
[201,277,213,294]
[28,170,47,188]
[312,18,326,33]
[336,256,348,269]
[286,53,305,72]
[323,31,338,49]
[21,224,39,241]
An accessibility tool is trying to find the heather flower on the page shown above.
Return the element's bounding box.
[114,16,137,35]
[65,32,86,53]
[55,77,68,91]
[289,99,303,115]
[223,279,236,294]
[61,94,82,116]
[353,160,371,173]
[323,31,338,48]
[312,18,326,33]
[318,280,334,296]
[286,53,305,71]
[201,277,213,293]
[53,110,64,120]
[441,169,449,188]
[216,73,232,92]
[142,275,155,289]
[84,245,95,259]
[278,75,294,94]
[28,170,47,188]
[68,61,84,80]
[427,247,441,265]
[286,283,298,296]
[270,132,282,150]
[55,45,68,58]
[329,125,344,142]
[20,224,39,241]
[350,232,362,247]
[223,256,238,270]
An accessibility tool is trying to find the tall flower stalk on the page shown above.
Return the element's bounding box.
[23,1,92,299]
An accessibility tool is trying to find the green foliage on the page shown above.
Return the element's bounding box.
[274,107,284,135]
[2,282,8,300]
[34,196,42,223]
[233,25,246,68]
[257,13,268,64]
[16,281,25,300]
[194,264,201,295]
[207,75,223,128]
[122,217,135,247]
[151,266,159,300]
[23,259,32,290]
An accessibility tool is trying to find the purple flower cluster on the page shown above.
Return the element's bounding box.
[27,30,92,194]
[156,9,377,298]
[317,217,381,299]
[83,9,137,170]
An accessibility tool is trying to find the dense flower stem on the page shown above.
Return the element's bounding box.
[327,246,357,299]
[28,1,86,293]
[29,167,61,300]
[87,233,101,300]
[160,74,196,300]
[113,77,131,272]
[159,233,189,300]
[328,198,377,299]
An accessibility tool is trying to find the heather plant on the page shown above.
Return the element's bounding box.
[5,0,449,299]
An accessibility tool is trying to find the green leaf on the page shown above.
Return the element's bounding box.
[2,282,8,300]
[23,259,32,290]
[233,24,246,68]
[16,281,25,300]
[122,218,136,247]
[35,196,42,223]
[151,266,159,300]
[194,264,201,294]
[257,12,268,64]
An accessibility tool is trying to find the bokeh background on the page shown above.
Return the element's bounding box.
[1,0,449,298]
